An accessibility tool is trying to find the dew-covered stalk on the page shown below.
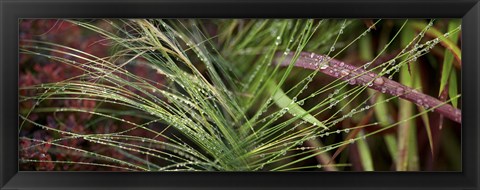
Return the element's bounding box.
[274,52,461,124]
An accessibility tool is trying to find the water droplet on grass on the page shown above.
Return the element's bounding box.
[340,69,350,77]
[417,99,423,105]
[348,79,356,85]
[298,100,304,106]
[319,64,328,70]
[374,77,384,86]
[275,36,282,45]
[363,62,371,69]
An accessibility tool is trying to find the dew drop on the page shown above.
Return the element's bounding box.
[307,76,313,82]
[348,79,356,85]
[275,36,282,45]
[363,62,371,69]
[340,69,350,77]
[319,63,328,70]
[417,99,423,105]
[374,77,384,86]
[298,100,304,106]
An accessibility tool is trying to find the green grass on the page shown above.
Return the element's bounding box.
[19,19,461,171]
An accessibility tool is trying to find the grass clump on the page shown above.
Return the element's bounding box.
[19,19,461,171]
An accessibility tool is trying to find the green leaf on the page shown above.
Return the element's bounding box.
[439,20,461,96]
[397,26,416,171]
[357,130,374,171]
[449,70,459,108]
[359,33,374,60]
[368,91,398,161]
[267,81,326,129]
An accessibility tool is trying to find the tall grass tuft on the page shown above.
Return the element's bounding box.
[19,19,461,171]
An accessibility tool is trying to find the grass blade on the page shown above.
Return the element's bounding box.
[439,20,461,95]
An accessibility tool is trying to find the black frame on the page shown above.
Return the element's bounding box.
[1,0,479,189]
